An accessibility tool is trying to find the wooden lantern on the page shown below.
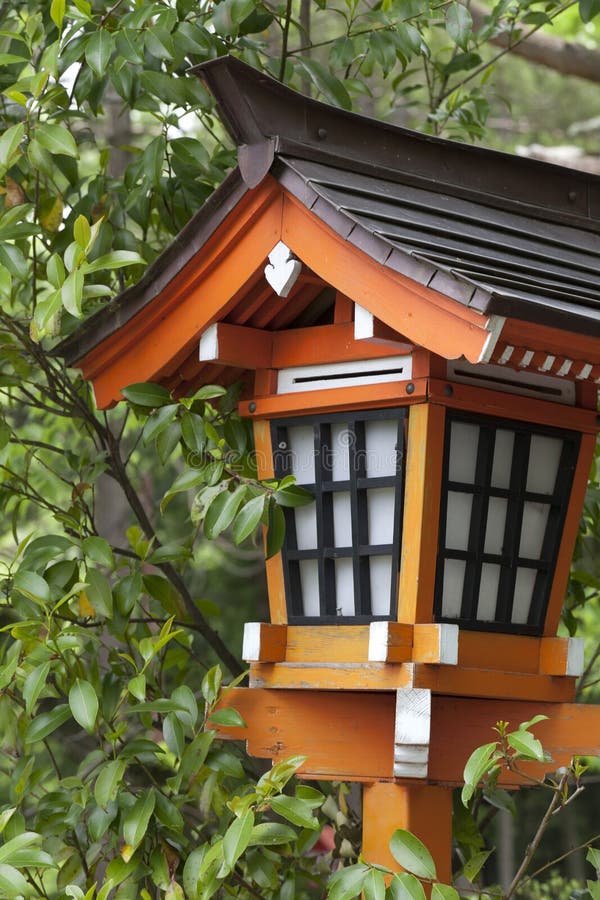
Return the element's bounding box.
[60,58,600,880]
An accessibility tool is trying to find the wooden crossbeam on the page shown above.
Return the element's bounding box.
[216,688,600,786]
[198,322,410,371]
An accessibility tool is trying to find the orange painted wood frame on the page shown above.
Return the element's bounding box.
[363,782,453,884]
[252,418,287,624]
[217,687,600,786]
[398,402,446,625]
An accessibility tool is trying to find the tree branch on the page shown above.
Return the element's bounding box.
[470,0,600,84]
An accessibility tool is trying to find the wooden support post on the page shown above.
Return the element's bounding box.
[362,782,453,886]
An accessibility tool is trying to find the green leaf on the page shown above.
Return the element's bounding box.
[431,885,460,900]
[294,57,352,109]
[587,846,600,873]
[36,123,78,157]
[123,789,155,850]
[82,250,144,273]
[363,868,386,900]
[248,822,297,847]
[389,829,436,880]
[50,0,66,29]
[270,795,319,829]
[61,269,84,317]
[0,831,43,865]
[387,873,427,900]
[507,729,545,762]
[95,759,126,808]
[181,410,206,452]
[163,712,185,757]
[13,570,50,604]
[69,679,99,732]
[121,382,172,408]
[23,661,51,715]
[26,704,71,743]
[274,484,314,507]
[266,501,286,559]
[232,494,265,545]
[73,214,91,249]
[85,568,113,618]
[442,51,482,75]
[446,2,473,50]
[83,536,114,568]
[0,123,24,172]
[143,404,178,444]
[85,29,114,77]
[223,809,254,870]
[204,486,247,539]
[580,0,600,21]
[461,742,499,805]
[462,849,492,883]
[328,863,370,900]
[209,708,246,728]
[0,863,30,897]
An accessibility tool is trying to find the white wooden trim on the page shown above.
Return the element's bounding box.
[394,688,431,779]
[199,323,219,361]
[354,304,375,340]
[576,363,593,380]
[438,624,459,666]
[368,621,392,662]
[479,315,506,363]
[498,345,514,365]
[264,241,302,297]
[566,638,585,677]
[277,354,412,394]
[242,622,263,662]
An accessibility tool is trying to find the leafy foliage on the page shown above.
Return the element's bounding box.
[1,0,600,897]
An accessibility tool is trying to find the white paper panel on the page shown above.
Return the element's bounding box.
[330,423,351,481]
[368,488,395,545]
[477,564,501,621]
[491,429,515,489]
[519,502,550,559]
[527,435,562,495]
[445,492,473,551]
[294,505,318,551]
[370,555,393,616]
[333,492,353,547]
[441,559,466,619]
[512,568,537,624]
[484,497,507,555]
[287,425,315,484]
[299,559,320,617]
[365,419,398,477]
[448,422,479,484]
[335,559,354,616]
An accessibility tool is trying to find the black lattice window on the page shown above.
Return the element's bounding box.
[272,408,407,622]
[434,412,580,635]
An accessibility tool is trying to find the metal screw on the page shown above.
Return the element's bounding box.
[248,401,257,413]
[317,127,327,140]
[406,382,415,394]
[444,384,454,396]
[568,190,577,202]
[278,441,286,450]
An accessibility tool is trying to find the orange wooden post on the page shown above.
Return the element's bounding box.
[362,782,453,885]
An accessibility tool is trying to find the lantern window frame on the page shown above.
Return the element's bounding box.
[272,407,408,624]
[434,410,581,635]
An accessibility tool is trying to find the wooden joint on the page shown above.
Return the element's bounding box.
[242,622,287,662]
[354,304,413,351]
[368,622,413,662]
[539,637,585,677]
[413,624,458,665]
[368,622,458,665]
[199,323,273,370]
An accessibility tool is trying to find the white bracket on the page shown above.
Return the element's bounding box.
[264,241,302,297]
[394,688,431,779]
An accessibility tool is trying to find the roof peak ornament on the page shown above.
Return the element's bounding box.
[264,241,302,297]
